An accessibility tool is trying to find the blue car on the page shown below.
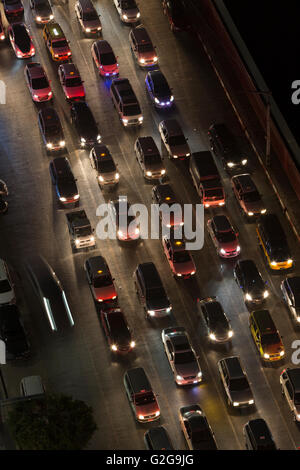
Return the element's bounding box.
[145,70,174,109]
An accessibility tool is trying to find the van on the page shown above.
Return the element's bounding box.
[43,22,72,61]
[110,78,143,126]
[20,375,45,397]
[75,0,101,36]
[124,367,160,422]
[243,419,277,450]
[134,262,172,319]
[144,426,174,450]
[256,213,293,270]
[249,310,284,362]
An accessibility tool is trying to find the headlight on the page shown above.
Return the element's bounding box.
[48,91,52,97]
[115,173,119,180]
[50,15,54,19]
[264,353,270,359]
[161,169,166,175]
[220,248,226,255]
[139,58,145,64]
[122,118,128,124]
[148,310,155,316]
[90,236,95,242]
[248,399,254,405]
[180,222,184,226]
[117,230,123,237]
[33,94,39,99]
[228,330,233,338]
[166,307,171,313]
[59,197,67,202]
[186,153,190,157]
[97,27,101,31]
[135,228,140,235]
[209,333,216,341]
[67,52,71,56]
[297,317,300,323]
[236,245,241,252]
[130,341,136,348]
[112,296,117,300]
[270,261,277,266]
[154,97,160,104]
[287,259,293,265]
[190,271,195,275]
[75,239,80,246]
[176,273,182,277]
[99,176,104,182]
[263,290,269,298]
[111,344,118,351]
[146,171,152,176]
[227,162,234,168]
[81,137,86,143]
[97,135,101,142]
[46,143,53,149]
[73,194,79,200]
[173,155,178,159]
[245,293,252,301]
[233,402,239,407]
[176,375,183,381]
[248,212,254,216]
[261,209,267,214]
[197,371,202,378]
[155,411,160,417]
[219,202,225,206]
[297,414,300,420]
[153,56,158,62]
[170,95,174,102]
[59,140,65,147]
[36,16,41,21]
[242,159,247,165]
[137,12,141,18]
[138,117,143,122]
[85,28,91,32]
[97,298,103,302]
[123,14,128,20]
[280,351,285,357]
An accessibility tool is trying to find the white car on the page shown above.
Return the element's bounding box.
[281,277,300,324]
[280,368,300,422]
[0,259,15,305]
[113,0,140,23]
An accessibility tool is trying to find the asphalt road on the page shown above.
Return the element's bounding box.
[0,0,299,450]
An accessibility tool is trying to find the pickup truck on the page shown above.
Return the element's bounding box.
[66,210,95,251]
[189,151,225,208]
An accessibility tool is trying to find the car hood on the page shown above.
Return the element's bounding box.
[65,85,85,98]
[243,200,265,214]
[35,86,51,97]
[79,125,98,141]
[35,5,51,15]
[138,51,156,61]
[122,8,139,18]
[230,388,253,404]
[211,324,229,339]
[169,143,190,157]
[135,401,159,416]
[146,296,170,311]
[0,290,15,305]
[174,261,195,275]
[175,361,200,377]
[220,240,239,252]
[83,19,101,29]
[263,341,284,355]
[94,285,116,301]
[145,162,164,173]
[52,46,70,55]
[57,180,77,199]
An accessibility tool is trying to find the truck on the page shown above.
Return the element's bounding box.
[66,210,96,251]
[189,151,225,208]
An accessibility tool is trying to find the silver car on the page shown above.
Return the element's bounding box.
[218,356,254,408]
[114,0,140,23]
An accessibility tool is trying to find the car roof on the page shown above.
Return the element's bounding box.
[212,215,232,232]
[27,64,46,79]
[232,173,257,192]
[286,368,300,392]
[0,259,8,281]
[46,23,65,39]
[223,356,244,378]
[259,213,286,240]
[126,367,151,393]
[95,39,113,54]
[204,300,226,321]
[132,25,152,44]
[247,419,273,441]
[145,426,173,450]
[238,259,260,277]
[138,262,161,288]
[92,144,112,160]
[161,119,182,135]
[155,184,176,202]
[39,107,60,125]
[87,256,109,276]
[168,238,186,251]
[52,157,71,173]
[149,70,168,85]
[60,63,80,77]
[251,310,277,334]
[137,136,160,156]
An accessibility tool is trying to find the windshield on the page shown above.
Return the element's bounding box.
[261,333,280,346]
[138,43,154,53]
[52,40,68,49]
[0,280,11,294]
[174,351,196,364]
[168,135,186,146]
[124,104,141,116]
[74,227,91,237]
[47,124,61,136]
[32,77,49,89]
[100,52,116,66]
[145,154,162,165]
[147,287,165,300]
[99,160,116,173]
[230,377,249,391]
[135,392,155,406]
[217,231,236,243]
[173,251,191,264]
[93,275,112,288]
[243,191,260,202]
[65,77,82,87]
[83,11,98,21]
[205,189,224,199]
[122,0,137,8]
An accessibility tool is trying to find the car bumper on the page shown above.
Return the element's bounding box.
[176,376,202,386]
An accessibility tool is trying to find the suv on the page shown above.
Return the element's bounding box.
[159,119,190,160]
[231,174,266,218]
[162,235,196,279]
[58,63,85,101]
[124,367,160,422]
[197,297,233,343]
[152,183,184,227]
[37,107,65,152]
[280,368,300,422]
[113,0,140,24]
[43,22,72,61]
[134,136,166,179]
[24,62,52,102]
[0,259,15,305]
[49,157,79,207]
[129,25,157,67]
[281,276,300,324]
[84,256,117,303]
[75,0,101,36]
[207,215,240,258]
[257,213,293,270]
[89,144,119,187]
[208,123,248,171]
[218,356,255,408]
[234,259,269,304]
[249,310,285,362]
[30,0,53,24]
[144,426,174,450]
[91,40,119,77]
[134,262,172,318]
[110,78,143,126]
[243,419,277,450]
[70,101,101,147]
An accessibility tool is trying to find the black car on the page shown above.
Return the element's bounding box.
[179,405,217,450]
[144,426,174,450]
[70,101,101,148]
[243,419,277,450]
[234,259,269,304]
[145,70,174,108]
[0,305,29,360]
[208,123,248,172]
[100,308,135,354]
[197,297,233,343]
[3,0,24,18]
[8,23,35,59]
[38,108,65,152]
[30,0,53,24]
[49,157,79,207]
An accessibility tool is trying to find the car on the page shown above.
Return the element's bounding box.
[89,144,119,187]
[207,215,240,258]
[49,157,79,207]
[43,22,72,62]
[113,0,140,24]
[208,123,248,172]
[281,276,300,324]
[231,174,266,218]
[24,62,52,102]
[84,256,117,303]
[129,25,158,67]
[249,310,285,362]
[38,107,65,152]
[0,259,16,305]
[158,119,190,160]
[110,78,143,127]
[108,197,140,241]
[0,14,5,41]
[162,0,189,33]
[124,367,160,423]
[8,23,35,59]
[218,356,255,408]
[162,235,196,279]
[100,308,135,354]
[162,327,202,385]
[91,40,119,77]
[197,297,233,343]
[29,0,54,24]
[58,63,85,101]
[234,259,269,304]
[179,405,217,450]
[70,101,101,147]
[145,70,173,108]
[0,305,29,360]
[134,136,166,179]
[3,0,24,19]
[280,368,300,422]
[152,183,184,228]
[243,419,277,450]
[144,426,174,450]
[75,0,102,36]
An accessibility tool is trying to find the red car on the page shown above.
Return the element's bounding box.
[207,215,240,258]
[100,308,135,354]
[162,235,196,279]
[58,63,85,101]
[91,40,119,77]
[8,23,35,58]
[3,0,24,19]
[24,62,52,102]
[84,256,117,303]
